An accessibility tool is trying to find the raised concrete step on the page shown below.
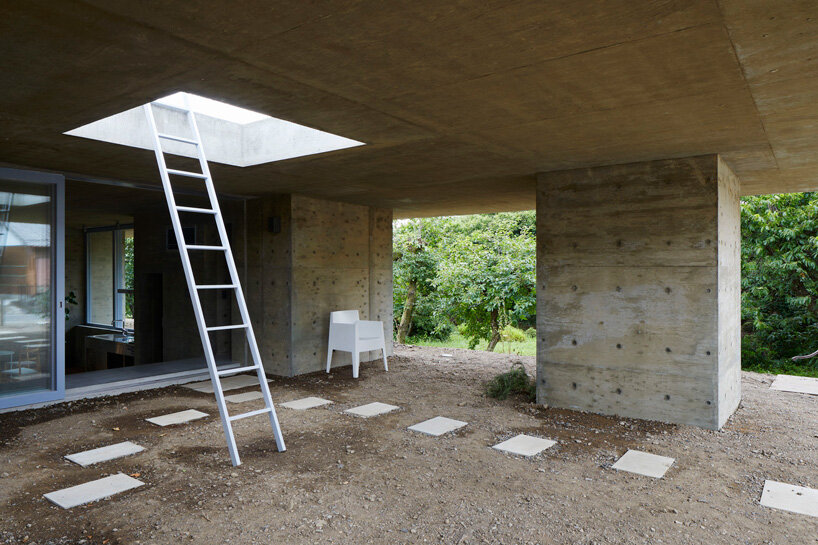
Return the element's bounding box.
[280,397,332,410]
[344,402,399,418]
[612,449,675,478]
[770,374,818,395]
[145,409,208,427]
[492,434,556,457]
[408,416,467,436]
[43,473,144,509]
[65,441,144,467]
[760,480,818,518]
[183,374,270,394]
[224,391,264,404]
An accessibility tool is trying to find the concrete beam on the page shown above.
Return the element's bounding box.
[536,155,740,429]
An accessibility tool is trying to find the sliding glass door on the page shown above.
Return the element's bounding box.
[0,168,64,409]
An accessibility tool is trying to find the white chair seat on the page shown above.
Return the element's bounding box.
[326,310,388,378]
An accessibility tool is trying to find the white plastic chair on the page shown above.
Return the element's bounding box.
[326,310,388,378]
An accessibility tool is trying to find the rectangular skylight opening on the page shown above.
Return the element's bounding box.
[64,91,365,167]
[154,92,270,125]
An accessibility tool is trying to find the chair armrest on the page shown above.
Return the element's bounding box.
[357,320,384,338]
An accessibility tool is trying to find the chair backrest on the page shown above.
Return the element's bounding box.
[330,310,360,324]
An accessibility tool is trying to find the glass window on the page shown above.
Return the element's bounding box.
[86,226,133,330]
[0,182,55,398]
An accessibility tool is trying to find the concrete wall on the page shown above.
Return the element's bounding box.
[242,194,393,376]
[536,155,740,429]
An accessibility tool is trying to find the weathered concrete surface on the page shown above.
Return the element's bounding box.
[536,155,740,429]
[243,194,393,376]
[2,2,818,217]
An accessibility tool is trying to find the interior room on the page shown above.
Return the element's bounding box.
[61,180,245,392]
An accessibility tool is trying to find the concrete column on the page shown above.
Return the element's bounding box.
[536,155,740,429]
[242,194,394,377]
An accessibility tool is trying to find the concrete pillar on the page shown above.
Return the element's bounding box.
[536,155,740,429]
[241,194,393,376]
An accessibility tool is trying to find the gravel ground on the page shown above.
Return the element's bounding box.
[0,345,816,544]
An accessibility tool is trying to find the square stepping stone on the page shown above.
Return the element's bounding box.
[184,374,268,393]
[145,409,208,427]
[344,402,399,417]
[280,396,332,410]
[408,416,468,436]
[770,374,818,396]
[43,473,144,509]
[612,449,675,478]
[224,391,264,404]
[65,441,145,467]
[492,434,556,457]
[760,480,818,517]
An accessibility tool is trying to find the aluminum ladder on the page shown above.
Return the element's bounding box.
[143,98,285,466]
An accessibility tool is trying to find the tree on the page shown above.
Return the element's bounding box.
[392,219,440,343]
[741,193,818,373]
[434,213,536,351]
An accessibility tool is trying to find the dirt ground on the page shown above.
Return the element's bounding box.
[0,345,816,545]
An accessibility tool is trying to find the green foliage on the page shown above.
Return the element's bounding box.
[524,327,537,339]
[433,212,536,350]
[124,233,134,319]
[485,363,536,402]
[741,193,818,374]
[393,212,536,349]
[402,292,453,340]
[500,325,526,343]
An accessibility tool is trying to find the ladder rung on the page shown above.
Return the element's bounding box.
[166,168,208,179]
[186,245,225,251]
[176,206,216,214]
[206,324,248,331]
[196,284,237,290]
[217,365,259,377]
[229,407,273,422]
[158,133,199,145]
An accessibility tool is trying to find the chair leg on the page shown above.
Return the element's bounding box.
[326,347,333,373]
[352,351,360,379]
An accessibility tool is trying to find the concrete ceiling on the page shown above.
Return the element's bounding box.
[1,1,816,217]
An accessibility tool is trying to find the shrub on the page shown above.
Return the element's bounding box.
[524,327,536,339]
[485,362,536,402]
[500,325,527,343]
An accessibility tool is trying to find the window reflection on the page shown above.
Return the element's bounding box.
[0,183,53,397]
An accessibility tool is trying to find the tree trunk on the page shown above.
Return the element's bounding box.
[396,280,417,344]
[486,308,501,352]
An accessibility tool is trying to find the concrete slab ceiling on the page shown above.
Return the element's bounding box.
[2,2,818,216]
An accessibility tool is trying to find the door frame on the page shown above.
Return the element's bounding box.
[0,167,65,409]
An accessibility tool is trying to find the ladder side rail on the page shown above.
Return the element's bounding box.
[143,104,242,465]
[184,103,286,452]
